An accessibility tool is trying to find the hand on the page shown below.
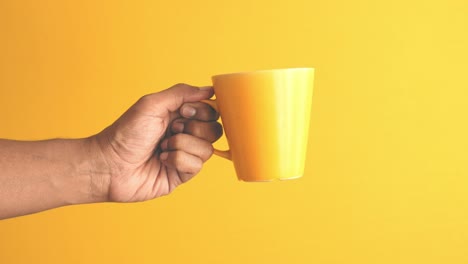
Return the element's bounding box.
[91,83,222,202]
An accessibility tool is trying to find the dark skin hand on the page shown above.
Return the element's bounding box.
[95,83,223,202]
[0,83,222,219]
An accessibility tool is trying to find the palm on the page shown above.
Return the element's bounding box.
[105,110,181,202]
[96,84,220,203]
[110,157,183,202]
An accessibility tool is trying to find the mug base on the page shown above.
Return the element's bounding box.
[239,175,303,182]
[239,178,274,182]
[279,175,303,180]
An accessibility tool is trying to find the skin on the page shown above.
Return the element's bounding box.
[0,83,222,220]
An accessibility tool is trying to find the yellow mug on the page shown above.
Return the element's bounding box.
[208,68,314,182]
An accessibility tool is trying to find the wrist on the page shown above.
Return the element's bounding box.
[79,136,112,203]
[34,138,111,206]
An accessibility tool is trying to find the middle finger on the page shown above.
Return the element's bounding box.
[171,119,223,143]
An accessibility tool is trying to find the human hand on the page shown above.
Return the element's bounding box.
[91,84,222,202]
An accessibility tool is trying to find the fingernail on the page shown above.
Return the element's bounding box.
[182,105,196,117]
[200,86,213,91]
[172,122,184,133]
[160,139,168,150]
[160,152,168,161]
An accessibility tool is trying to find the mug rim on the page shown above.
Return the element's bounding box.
[212,67,314,79]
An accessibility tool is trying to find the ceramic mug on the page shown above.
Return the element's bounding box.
[206,68,314,182]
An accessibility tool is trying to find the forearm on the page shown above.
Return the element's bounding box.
[0,138,109,219]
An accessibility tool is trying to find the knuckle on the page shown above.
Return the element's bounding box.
[204,144,214,159]
[199,103,219,120]
[208,144,214,155]
[172,83,197,92]
[191,159,203,174]
[173,82,189,88]
[167,136,176,150]
[168,134,180,149]
[205,122,223,143]
[137,94,154,106]
[172,151,185,164]
[213,111,220,120]
[206,104,220,120]
[169,133,189,150]
[196,109,209,120]
[186,121,202,136]
[198,144,213,161]
[214,122,224,138]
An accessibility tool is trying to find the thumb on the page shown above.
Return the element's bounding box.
[146,83,214,115]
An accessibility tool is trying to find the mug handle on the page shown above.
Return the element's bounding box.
[201,99,232,160]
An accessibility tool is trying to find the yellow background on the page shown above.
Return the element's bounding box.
[0,0,467,263]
